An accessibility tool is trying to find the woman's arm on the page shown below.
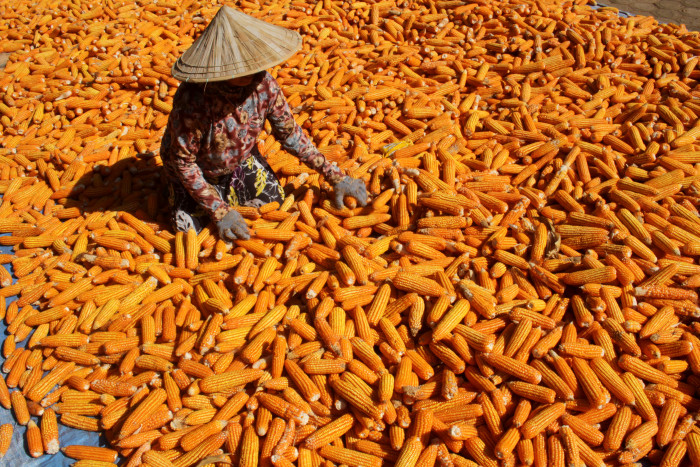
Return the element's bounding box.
[167,99,232,222]
[263,73,346,185]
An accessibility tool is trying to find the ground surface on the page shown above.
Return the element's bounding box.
[599,0,700,32]
[0,52,9,71]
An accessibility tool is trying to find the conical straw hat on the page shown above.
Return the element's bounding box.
[172,6,302,82]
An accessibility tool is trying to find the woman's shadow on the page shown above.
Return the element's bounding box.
[54,149,171,230]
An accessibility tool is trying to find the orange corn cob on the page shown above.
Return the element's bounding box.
[392,272,446,297]
[0,424,12,458]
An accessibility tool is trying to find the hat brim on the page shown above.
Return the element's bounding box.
[170,6,303,83]
[171,34,301,82]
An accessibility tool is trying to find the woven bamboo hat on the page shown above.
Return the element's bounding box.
[171,6,302,82]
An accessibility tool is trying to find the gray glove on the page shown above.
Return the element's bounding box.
[217,209,250,242]
[333,176,368,209]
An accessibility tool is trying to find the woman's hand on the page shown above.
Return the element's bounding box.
[333,176,369,209]
[217,209,250,242]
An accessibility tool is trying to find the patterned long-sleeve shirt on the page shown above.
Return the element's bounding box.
[161,71,345,221]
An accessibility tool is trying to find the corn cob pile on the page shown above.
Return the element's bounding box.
[1,0,700,465]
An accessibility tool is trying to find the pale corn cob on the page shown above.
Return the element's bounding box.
[41,407,59,454]
[118,388,167,439]
[304,413,354,449]
[318,445,383,467]
[521,403,566,439]
[483,353,542,385]
[0,424,12,458]
[199,369,264,393]
[392,272,446,297]
[26,420,43,458]
[62,445,119,462]
[142,450,176,467]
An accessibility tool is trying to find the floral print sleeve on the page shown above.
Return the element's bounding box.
[264,74,346,185]
[167,101,232,221]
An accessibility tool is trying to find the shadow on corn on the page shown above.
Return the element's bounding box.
[45,150,314,235]
[48,152,169,228]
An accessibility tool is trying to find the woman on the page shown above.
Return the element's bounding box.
[161,5,368,241]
